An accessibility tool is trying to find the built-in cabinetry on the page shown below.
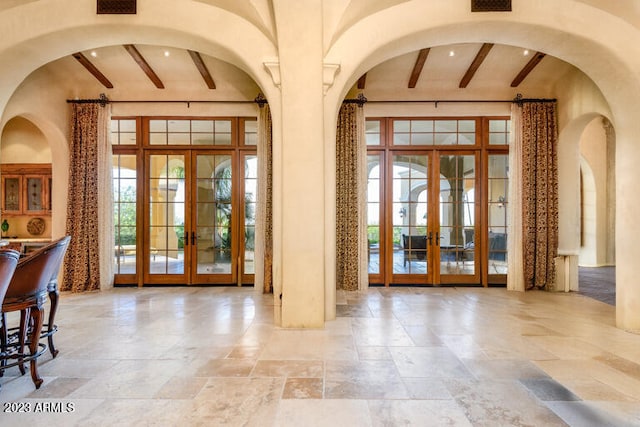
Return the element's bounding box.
[1,164,52,216]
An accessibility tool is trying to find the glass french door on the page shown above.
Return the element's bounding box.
[436,152,479,285]
[389,153,433,285]
[369,151,479,285]
[144,150,248,285]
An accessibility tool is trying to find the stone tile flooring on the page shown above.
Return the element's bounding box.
[0,286,639,426]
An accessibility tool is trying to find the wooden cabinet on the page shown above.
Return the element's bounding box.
[1,164,52,216]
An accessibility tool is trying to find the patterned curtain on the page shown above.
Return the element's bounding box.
[336,102,367,291]
[63,102,113,292]
[520,102,559,290]
[256,103,273,293]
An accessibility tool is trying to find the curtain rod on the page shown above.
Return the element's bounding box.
[364,95,556,107]
[66,93,555,108]
[66,94,258,107]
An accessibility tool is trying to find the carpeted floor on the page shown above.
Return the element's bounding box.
[578,266,615,305]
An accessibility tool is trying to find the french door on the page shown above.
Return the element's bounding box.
[143,150,254,285]
[368,151,480,285]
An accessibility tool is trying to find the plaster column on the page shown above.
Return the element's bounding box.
[616,120,640,332]
[271,0,326,327]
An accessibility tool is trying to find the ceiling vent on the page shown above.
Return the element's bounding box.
[97,0,136,14]
[471,0,512,12]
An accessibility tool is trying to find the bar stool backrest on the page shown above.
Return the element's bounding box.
[5,237,71,301]
[0,249,20,305]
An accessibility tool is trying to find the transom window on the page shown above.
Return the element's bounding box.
[393,119,476,146]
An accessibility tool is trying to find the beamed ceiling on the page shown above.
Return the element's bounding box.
[41,42,575,102]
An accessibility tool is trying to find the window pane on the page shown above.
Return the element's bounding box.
[214,120,232,133]
[411,133,433,145]
[435,120,456,132]
[192,134,214,145]
[366,120,381,146]
[149,133,167,145]
[111,119,138,146]
[489,119,510,145]
[489,133,507,145]
[168,133,190,145]
[489,119,507,132]
[149,120,167,132]
[458,120,475,132]
[119,132,137,145]
[120,119,136,133]
[366,134,380,145]
[244,120,257,145]
[412,120,433,132]
[113,154,138,275]
[394,120,410,132]
[459,133,476,145]
[214,133,232,145]
[168,120,190,132]
[394,133,410,145]
[435,133,457,145]
[366,121,380,133]
[192,120,213,132]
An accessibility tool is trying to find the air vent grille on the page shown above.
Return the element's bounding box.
[471,0,512,12]
[97,0,136,14]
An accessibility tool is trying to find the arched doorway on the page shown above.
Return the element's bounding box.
[577,116,616,304]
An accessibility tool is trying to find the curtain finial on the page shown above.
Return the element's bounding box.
[254,93,268,107]
[513,93,523,104]
[99,93,109,107]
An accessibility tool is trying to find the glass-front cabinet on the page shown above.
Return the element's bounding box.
[1,164,51,216]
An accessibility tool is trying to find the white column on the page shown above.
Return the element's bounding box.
[271,0,326,327]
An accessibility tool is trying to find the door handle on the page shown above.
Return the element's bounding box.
[191,231,196,246]
[435,231,440,246]
[427,232,433,246]
[183,232,189,246]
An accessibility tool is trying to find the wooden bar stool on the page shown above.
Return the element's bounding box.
[0,236,70,389]
[0,249,20,385]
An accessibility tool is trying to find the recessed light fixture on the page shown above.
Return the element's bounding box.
[523,49,530,56]
[449,50,455,57]
[90,51,97,58]
[164,50,170,57]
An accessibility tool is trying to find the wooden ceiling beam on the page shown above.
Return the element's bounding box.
[459,43,494,88]
[188,50,216,90]
[357,73,367,90]
[123,44,164,89]
[72,52,114,89]
[511,51,546,87]
[408,48,430,88]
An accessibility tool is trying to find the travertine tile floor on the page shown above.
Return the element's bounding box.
[1,286,639,426]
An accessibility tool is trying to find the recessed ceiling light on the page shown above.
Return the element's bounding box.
[164,51,170,57]
[90,51,97,57]
[523,49,530,56]
[449,50,455,57]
